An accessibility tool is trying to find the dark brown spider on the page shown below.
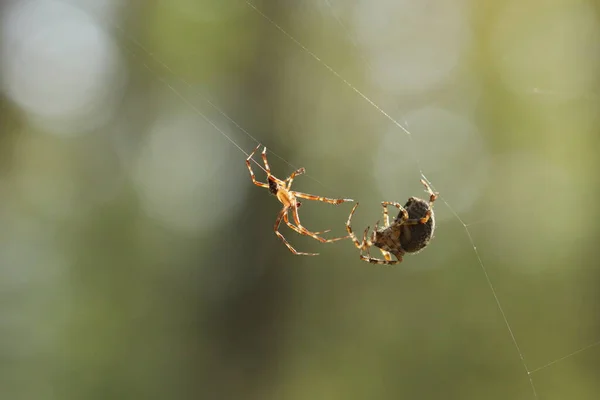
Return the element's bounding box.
[246,144,354,256]
[346,179,438,265]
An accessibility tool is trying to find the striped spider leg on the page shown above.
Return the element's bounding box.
[345,180,438,265]
[245,144,354,255]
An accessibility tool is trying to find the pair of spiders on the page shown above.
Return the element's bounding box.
[246,145,438,265]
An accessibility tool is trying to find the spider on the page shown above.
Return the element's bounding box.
[345,179,438,265]
[246,144,354,256]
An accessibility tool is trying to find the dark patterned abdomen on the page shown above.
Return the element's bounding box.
[398,197,435,253]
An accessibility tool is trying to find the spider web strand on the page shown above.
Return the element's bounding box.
[528,339,600,375]
[421,174,538,398]
[102,3,594,396]
[323,0,375,74]
[245,0,412,137]
[245,5,536,395]
[302,1,542,394]
[103,14,342,192]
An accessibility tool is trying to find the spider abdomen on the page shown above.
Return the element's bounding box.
[345,179,438,265]
[399,197,435,253]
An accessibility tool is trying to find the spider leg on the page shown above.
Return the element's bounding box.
[261,146,273,174]
[285,167,306,190]
[402,210,433,225]
[362,226,372,250]
[380,249,394,262]
[384,201,431,225]
[382,201,409,222]
[346,204,401,265]
[246,145,270,189]
[381,203,391,227]
[345,204,399,265]
[274,207,318,256]
[284,212,331,236]
[293,191,353,205]
[359,249,401,265]
[345,203,369,250]
[420,179,439,204]
[372,220,380,241]
[361,235,373,259]
[360,223,400,265]
[290,202,350,243]
[248,144,261,159]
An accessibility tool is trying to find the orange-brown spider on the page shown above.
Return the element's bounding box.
[246,145,353,255]
[346,179,438,265]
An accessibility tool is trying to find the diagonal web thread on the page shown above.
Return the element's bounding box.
[243,2,537,395]
[89,2,599,395]
[98,11,343,194]
[319,0,600,386]
[245,0,600,397]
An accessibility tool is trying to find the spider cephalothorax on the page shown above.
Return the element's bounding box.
[246,145,354,255]
[267,176,279,195]
[346,180,438,265]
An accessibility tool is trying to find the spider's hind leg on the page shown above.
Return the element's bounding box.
[284,212,331,236]
[274,207,318,256]
[359,248,400,265]
[290,204,350,243]
[293,191,353,205]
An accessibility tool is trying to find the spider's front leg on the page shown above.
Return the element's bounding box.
[246,145,270,189]
[420,179,439,204]
[345,203,369,250]
[283,212,331,236]
[261,146,273,174]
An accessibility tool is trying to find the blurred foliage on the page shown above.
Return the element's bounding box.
[0,0,599,399]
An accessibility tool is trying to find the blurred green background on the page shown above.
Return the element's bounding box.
[1,0,599,399]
